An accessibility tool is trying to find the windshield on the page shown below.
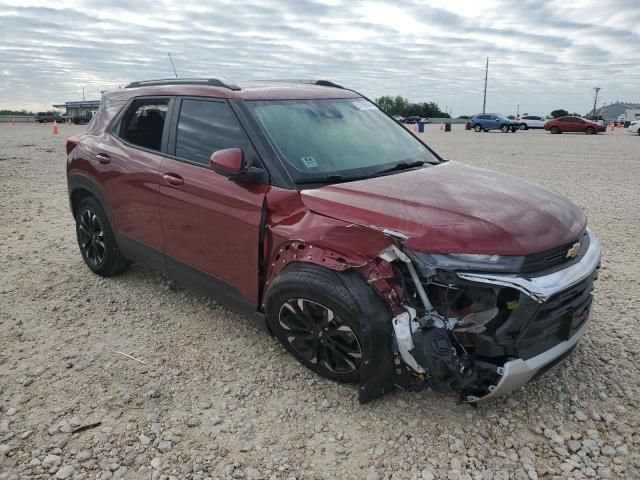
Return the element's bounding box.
[247,98,439,183]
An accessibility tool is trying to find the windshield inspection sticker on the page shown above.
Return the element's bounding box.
[301,156,319,168]
[352,100,377,111]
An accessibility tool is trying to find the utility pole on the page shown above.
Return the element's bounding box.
[168,52,178,78]
[516,104,520,117]
[82,87,85,101]
[482,57,489,114]
[592,87,601,117]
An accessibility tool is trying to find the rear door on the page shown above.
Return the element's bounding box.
[158,97,268,306]
[93,97,171,264]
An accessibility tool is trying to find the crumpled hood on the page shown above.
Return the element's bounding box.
[300,162,586,255]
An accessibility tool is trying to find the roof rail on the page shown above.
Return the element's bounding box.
[252,79,344,89]
[125,78,241,91]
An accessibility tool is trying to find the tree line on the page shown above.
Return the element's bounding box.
[374,95,450,118]
[374,96,584,120]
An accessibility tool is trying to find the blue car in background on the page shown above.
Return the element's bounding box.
[469,113,519,133]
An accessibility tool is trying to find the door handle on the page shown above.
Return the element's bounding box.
[162,173,184,187]
[95,152,111,164]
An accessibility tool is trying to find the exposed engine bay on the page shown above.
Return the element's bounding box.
[373,233,600,403]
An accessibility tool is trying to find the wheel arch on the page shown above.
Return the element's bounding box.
[68,173,116,229]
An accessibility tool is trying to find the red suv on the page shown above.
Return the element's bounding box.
[67,79,601,403]
[544,116,606,134]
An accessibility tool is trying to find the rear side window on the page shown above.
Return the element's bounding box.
[120,98,169,151]
[174,99,252,166]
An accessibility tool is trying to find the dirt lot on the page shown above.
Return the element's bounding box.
[1,123,639,480]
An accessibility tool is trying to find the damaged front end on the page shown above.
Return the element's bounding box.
[367,229,601,403]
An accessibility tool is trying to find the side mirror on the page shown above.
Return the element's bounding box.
[209,147,268,183]
[210,148,246,177]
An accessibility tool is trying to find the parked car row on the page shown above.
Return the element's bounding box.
[400,115,430,124]
[464,114,609,135]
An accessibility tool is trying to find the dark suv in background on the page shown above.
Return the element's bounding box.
[35,111,63,123]
[66,78,600,404]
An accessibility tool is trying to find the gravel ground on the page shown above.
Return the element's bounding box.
[1,123,639,480]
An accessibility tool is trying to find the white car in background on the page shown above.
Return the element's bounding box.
[518,115,546,130]
[628,120,640,135]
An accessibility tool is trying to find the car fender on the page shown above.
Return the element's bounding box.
[67,172,117,229]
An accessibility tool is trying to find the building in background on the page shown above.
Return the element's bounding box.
[593,102,640,123]
[52,100,100,124]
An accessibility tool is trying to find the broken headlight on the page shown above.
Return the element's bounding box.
[415,252,525,273]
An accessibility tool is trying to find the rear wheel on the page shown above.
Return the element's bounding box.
[266,264,366,383]
[501,124,509,133]
[520,123,528,130]
[550,126,560,134]
[75,197,130,277]
[585,127,595,135]
[473,124,482,132]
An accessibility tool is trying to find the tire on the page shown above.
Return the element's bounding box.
[550,126,560,134]
[520,123,528,130]
[585,127,595,135]
[265,263,369,384]
[75,197,130,277]
[473,124,482,132]
[500,124,509,133]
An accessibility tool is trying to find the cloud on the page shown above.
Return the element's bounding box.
[0,0,638,115]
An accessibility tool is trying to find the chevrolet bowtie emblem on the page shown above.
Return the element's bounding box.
[566,242,581,259]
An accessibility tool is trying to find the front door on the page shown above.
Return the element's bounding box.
[158,97,268,306]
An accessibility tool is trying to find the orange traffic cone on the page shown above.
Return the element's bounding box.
[52,120,59,135]
[610,123,614,132]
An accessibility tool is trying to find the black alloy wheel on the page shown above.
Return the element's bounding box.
[78,209,106,267]
[585,127,595,135]
[278,298,362,375]
[474,124,482,132]
[550,126,560,134]
[75,197,130,276]
[501,124,509,133]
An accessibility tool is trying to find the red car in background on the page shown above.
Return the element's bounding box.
[544,116,606,134]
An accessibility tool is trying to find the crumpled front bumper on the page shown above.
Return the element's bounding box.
[459,229,602,402]
[464,319,589,402]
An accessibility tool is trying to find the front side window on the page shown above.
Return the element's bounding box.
[120,99,169,151]
[247,98,438,182]
[175,99,252,165]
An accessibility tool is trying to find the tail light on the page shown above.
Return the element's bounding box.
[66,136,80,156]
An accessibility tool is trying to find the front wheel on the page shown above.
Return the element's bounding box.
[501,124,509,133]
[265,264,366,383]
[520,123,528,130]
[550,126,560,134]
[585,127,595,135]
[473,124,482,132]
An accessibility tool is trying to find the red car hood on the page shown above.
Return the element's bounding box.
[300,162,586,255]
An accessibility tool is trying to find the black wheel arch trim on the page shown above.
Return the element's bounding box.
[68,173,116,229]
[334,269,396,404]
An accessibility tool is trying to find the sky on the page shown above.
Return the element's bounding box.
[0,0,639,116]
